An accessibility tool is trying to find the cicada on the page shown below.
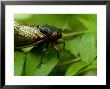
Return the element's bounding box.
[14,21,65,65]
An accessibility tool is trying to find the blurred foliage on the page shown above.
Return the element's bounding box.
[14,14,97,76]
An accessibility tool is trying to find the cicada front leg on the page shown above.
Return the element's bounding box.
[51,39,65,63]
[55,39,65,51]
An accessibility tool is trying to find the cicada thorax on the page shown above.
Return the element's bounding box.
[14,22,46,48]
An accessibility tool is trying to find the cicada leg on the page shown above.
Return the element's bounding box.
[55,39,65,59]
[38,48,47,68]
[55,39,65,51]
[51,45,63,63]
[51,39,65,63]
[38,43,49,68]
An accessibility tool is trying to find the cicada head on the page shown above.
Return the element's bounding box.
[38,24,62,42]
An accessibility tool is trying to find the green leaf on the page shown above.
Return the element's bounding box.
[62,15,85,33]
[77,59,97,75]
[79,33,96,63]
[14,14,32,21]
[34,58,58,76]
[33,50,59,76]
[25,49,41,75]
[21,46,34,53]
[14,51,26,76]
[65,61,88,76]
[80,68,97,76]
[25,49,59,76]
[14,14,70,28]
[65,37,80,57]
[87,59,97,69]
[78,14,97,37]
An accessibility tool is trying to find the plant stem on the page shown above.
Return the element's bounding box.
[62,31,88,38]
[57,57,80,66]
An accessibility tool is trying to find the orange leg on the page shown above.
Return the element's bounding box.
[55,39,65,51]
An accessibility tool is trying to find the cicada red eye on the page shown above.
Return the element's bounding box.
[51,32,58,38]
